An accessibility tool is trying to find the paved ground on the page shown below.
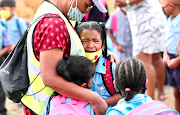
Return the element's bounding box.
[5,85,174,115]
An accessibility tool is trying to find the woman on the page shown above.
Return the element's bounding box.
[115,0,167,100]
[21,0,108,115]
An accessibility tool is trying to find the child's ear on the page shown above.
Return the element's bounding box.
[145,79,148,88]
[169,3,175,9]
[10,7,15,13]
[102,43,105,49]
[81,83,87,88]
[113,80,118,89]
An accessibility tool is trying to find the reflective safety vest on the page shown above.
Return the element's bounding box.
[21,1,85,114]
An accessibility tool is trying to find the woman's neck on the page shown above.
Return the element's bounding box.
[50,0,68,17]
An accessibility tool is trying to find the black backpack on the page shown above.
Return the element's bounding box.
[0,15,46,103]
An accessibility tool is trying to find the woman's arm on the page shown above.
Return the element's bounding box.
[108,30,124,53]
[40,48,108,115]
[104,94,122,106]
[115,0,144,7]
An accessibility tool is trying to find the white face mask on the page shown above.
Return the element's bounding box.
[67,0,85,22]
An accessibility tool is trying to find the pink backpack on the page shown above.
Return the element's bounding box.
[128,101,180,115]
[49,95,90,115]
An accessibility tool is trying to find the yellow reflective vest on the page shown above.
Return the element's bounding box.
[21,1,85,114]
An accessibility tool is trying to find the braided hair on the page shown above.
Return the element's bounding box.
[115,57,147,101]
[75,21,108,58]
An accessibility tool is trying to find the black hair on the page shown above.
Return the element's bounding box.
[75,21,108,58]
[56,55,95,86]
[0,0,16,7]
[115,57,147,101]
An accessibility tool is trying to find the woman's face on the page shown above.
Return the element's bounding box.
[80,29,102,52]
[70,0,94,14]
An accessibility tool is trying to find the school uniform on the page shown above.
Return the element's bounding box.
[165,13,180,89]
[106,94,153,115]
[106,7,132,61]
[91,54,117,108]
[6,14,27,44]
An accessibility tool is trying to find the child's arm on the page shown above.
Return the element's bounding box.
[0,45,10,57]
[163,48,170,65]
[107,30,124,52]
[104,94,122,106]
[167,56,180,69]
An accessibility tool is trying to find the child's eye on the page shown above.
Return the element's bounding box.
[81,40,88,43]
[94,40,100,42]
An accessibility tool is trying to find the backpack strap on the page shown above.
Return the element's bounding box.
[100,0,107,19]
[51,95,88,108]
[111,11,118,34]
[102,59,116,96]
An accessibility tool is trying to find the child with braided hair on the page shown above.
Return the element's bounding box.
[106,57,151,115]
[106,57,179,115]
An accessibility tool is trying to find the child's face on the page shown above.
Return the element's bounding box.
[0,6,15,17]
[160,0,172,15]
[80,29,102,52]
[160,0,180,16]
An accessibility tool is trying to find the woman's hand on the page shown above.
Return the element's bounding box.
[91,94,108,115]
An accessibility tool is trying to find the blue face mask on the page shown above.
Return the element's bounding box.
[162,6,170,17]
[67,0,85,22]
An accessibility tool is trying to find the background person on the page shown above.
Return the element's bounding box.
[0,18,12,115]
[115,0,167,100]
[0,0,28,51]
[161,0,180,112]
[106,7,132,61]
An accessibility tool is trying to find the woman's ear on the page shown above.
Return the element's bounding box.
[81,83,87,88]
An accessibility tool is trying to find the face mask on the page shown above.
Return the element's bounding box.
[67,0,85,22]
[162,7,171,17]
[0,10,11,19]
[85,49,102,63]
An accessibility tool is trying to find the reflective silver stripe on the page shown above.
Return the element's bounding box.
[28,62,41,77]
[26,85,50,103]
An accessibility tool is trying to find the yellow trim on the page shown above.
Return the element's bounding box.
[30,50,40,67]
[29,73,54,94]
[22,94,45,115]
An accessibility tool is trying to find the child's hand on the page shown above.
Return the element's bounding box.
[163,55,170,65]
[167,58,180,69]
[115,0,127,7]
[117,44,124,52]
[107,50,120,64]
